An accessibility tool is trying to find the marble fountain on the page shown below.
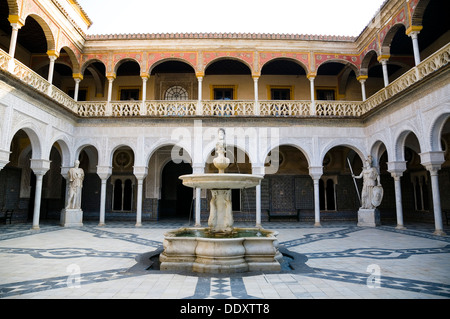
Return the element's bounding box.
[159,129,282,273]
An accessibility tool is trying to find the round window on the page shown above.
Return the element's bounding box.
[165,86,189,100]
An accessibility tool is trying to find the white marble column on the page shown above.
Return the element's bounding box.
[7,16,23,72]
[195,187,201,227]
[140,73,149,115]
[30,159,51,230]
[72,73,83,101]
[428,168,445,235]
[307,73,316,115]
[46,52,58,95]
[47,53,58,83]
[106,74,115,116]
[253,75,260,116]
[252,165,265,227]
[134,166,148,227]
[421,151,446,236]
[196,73,203,115]
[309,166,323,227]
[192,163,204,227]
[255,184,262,227]
[8,25,22,57]
[387,161,407,229]
[357,75,368,101]
[408,30,422,66]
[378,56,390,87]
[97,166,112,227]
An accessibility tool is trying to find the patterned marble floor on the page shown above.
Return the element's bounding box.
[0,220,449,300]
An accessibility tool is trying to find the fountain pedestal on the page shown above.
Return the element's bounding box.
[159,128,281,273]
[159,228,282,273]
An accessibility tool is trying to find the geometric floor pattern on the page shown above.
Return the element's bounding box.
[0,220,449,299]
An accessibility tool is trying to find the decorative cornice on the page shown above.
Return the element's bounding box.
[85,32,357,42]
[52,0,87,38]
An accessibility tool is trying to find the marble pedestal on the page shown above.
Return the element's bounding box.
[357,208,380,227]
[60,208,83,227]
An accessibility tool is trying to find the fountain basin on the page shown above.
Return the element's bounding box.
[179,173,263,189]
[159,227,282,273]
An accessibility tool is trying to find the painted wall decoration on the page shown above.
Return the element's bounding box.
[147,52,197,73]
[259,52,310,74]
[203,51,254,71]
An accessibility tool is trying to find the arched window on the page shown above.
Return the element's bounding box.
[112,177,134,211]
[165,86,189,100]
[319,176,337,211]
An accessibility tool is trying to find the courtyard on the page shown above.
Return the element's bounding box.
[0,220,449,301]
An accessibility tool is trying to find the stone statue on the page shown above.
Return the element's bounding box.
[66,160,84,209]
[209,189,233,233]
[352,155,383,209]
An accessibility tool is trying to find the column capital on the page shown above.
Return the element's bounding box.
[96,165,112,180]
[307,72,317,80]
[252,165,265,176]
[106,73,116,80]
[8,15,24,28]
[30,159,51,175]
[0,149,11,171]
[406,25,423,36]
[387,161,407,177]
[356,75,368,82]
[47,50,59,59]
[196,71,205,78]
[420,151,445,172]
[72,73,83,81]
[192,165,205,175]
[309,166,323,180]
[252,73,261,79]
[377,55,390,62]
[140,72,149,79]
[60,166,72,179]
[133,166,148,180]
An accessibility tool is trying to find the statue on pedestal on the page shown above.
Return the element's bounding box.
[66,160,84,210]
[352,155,383,209]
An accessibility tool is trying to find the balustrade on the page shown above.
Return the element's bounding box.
[259,101,310,117]
[0,42,448,119]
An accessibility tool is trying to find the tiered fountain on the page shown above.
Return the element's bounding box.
[159,129,282,273]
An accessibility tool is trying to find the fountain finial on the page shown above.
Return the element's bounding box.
[213,128,230,174]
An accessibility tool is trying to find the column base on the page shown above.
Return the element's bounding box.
[395,224,407,230]
[357,208,380,227]
[433,229,447,236]
[60,208,83,227]
[314,222,322,227]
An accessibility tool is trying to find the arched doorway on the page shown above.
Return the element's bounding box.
[159,161,193,219]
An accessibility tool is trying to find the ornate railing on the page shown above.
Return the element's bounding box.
[362,42,450,114]
[0,42,448,119]
[316,101,363,117]
[77,102,106,116]
[259,100,311,116]
[203,100,254,116]
[147,100,197,116]
[111,101,141,116]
